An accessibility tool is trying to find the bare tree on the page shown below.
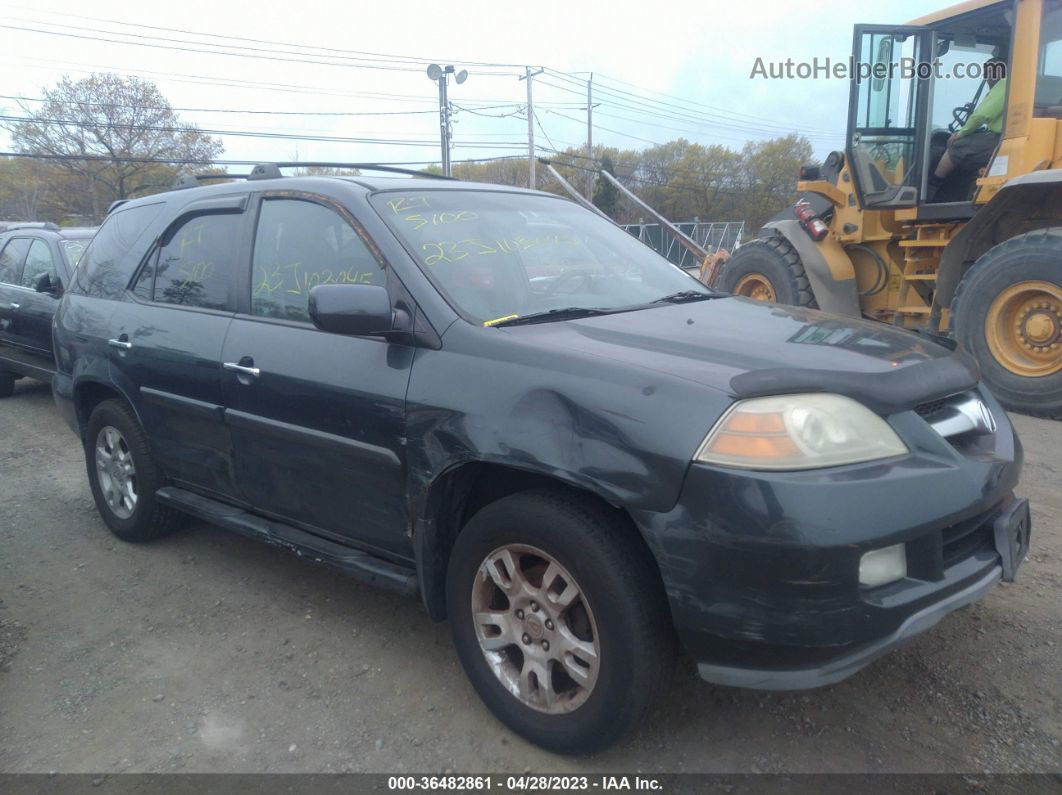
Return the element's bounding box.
[4,73,223,220]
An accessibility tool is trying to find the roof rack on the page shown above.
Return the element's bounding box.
[246,162,454,181]
[1,221,61,232]
[171,173,250,190]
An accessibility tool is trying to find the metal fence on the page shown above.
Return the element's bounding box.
[620,220,745,268]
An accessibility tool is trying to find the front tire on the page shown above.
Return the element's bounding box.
[446,489,675,754]
[953,229,1062,419]
[0,371,14,398]
[85,399,182,542]
[717,236,817,307]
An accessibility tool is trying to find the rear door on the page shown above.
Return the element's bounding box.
[221,193,413,557]
[0,237,31,365]
[112,195,248,498]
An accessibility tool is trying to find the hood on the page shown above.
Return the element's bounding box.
[509,297,979,414]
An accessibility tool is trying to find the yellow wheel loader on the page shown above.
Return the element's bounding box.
[719,0,1062,418]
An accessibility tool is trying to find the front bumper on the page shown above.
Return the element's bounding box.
[631,388,1025,689]
[696,563,1001,689]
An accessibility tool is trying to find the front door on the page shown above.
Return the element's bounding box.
[221,194,412,558]
[8,239,63,365]
[848,24,934,208]
[111,202,247,497]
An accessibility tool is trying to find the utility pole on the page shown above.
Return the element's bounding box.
[586,73,593,199]
[520,66,544,189]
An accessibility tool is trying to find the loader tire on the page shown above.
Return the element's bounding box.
[952,228,1062,419]
[718,236,817,308]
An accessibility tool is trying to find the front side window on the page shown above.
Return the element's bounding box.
[250,197,384,323]
[371,190,705,324]
[151,213,240,311]
[21,239,56,288]
[0,238,29,285]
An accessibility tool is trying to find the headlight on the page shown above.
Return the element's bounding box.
[694,393,908,470]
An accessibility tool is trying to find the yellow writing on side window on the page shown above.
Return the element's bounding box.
[253,262,377,297]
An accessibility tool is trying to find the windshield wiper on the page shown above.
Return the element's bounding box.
[650,290,721,304]
[489,307,616,328]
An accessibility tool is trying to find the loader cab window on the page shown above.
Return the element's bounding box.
[1037,0,1062,116]
[929,41,1002,133]
[847,28,930,208]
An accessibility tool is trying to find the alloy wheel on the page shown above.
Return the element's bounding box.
[95,426,138,519]
[470,544,600,714]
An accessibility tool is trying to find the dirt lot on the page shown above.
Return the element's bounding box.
[0,377,1059,775]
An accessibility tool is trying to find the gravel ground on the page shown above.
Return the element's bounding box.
[0,377,1059,774]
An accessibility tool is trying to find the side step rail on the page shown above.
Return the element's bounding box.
[156,487,419,598]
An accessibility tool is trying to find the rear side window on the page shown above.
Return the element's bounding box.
[0,238,30,285]
[250,198,384,322]
[75,202,165,299]
[21,239,56,288]
[146,213,241,311]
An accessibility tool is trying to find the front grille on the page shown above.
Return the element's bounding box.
[914,398,948,420]
[941,511,995,568]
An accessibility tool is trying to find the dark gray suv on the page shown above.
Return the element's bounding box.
[52,165,1029,753]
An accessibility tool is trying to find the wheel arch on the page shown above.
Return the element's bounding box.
[759,221,861,316]
[73,378,141,437]
[937,171,1062,314]
[412,460,664,622]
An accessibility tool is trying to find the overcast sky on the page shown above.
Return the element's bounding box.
[0,0,952,172]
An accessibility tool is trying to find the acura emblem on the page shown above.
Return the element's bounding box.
[975,400,997,434]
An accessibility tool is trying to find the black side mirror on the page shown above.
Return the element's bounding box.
[34,273,58,295]
[309,284,393,336]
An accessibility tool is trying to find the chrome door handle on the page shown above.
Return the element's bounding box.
[223,362,260,377]
[9,302,19,309]
[108,338,132,350]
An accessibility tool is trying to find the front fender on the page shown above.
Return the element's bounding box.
[762,220,861,317]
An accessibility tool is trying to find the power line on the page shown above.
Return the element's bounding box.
[0,150,527,167]
[0,94,443,117]
[0,2,531,70]
[0,113,532,149]
[0,21,519,76]
[545,69,840,136]
[538,74,842,141]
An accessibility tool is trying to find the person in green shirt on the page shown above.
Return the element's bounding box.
[932,58,1007,191]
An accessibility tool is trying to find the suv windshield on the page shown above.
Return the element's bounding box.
[372,190,709,324]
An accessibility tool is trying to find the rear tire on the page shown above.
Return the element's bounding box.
[446,489,675,754]
[0,371,14,398]
[85,399,182,542]
[953,229,1062,419]
[718,236,817,307]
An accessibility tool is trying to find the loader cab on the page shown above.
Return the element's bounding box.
[846,0,1015,211]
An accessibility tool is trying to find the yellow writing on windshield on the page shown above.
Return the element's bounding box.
[420,234,582,266]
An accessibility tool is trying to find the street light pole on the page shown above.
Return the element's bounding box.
[427,64,468,178]
[437,73,450,177]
